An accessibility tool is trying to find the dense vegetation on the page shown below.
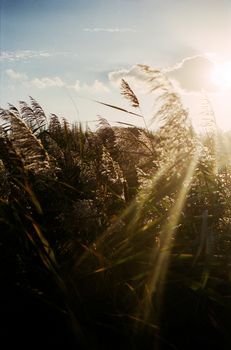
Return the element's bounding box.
[1,66,231,349]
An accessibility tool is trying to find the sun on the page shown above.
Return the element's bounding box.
[211,61,231,89]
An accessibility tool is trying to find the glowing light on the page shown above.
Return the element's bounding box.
[211,61,231,89]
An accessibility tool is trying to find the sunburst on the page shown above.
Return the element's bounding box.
[211,61,231,89]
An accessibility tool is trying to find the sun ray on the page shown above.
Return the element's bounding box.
[141,150,200,322]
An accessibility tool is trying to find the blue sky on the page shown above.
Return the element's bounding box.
[1,0,231,129]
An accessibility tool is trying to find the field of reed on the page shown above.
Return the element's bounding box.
[1,65,231,349]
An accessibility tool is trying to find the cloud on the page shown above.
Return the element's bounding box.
[5,68,65,89]
[31,77,65,89]
[109,65,147,83]
[0,50,52,61]
[108,65,150,93]
[6,69,28,81]
[83,27,136,33]
[72,79,109,93]
[108,56,220,95]
[5,68,109,94]
[0,50,69,62]
[165,55,217,93]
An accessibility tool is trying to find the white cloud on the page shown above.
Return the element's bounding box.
[108,65,150,93]
[0,50,69,61]
[109,65,147,84]
[72,79,109,93]
[83,27,136,33]
[31,77,65,89]
[165,55,217,93]
[6,69,28,81]
[108,56,220,95]
[5,68,65,89]
[5,67,109,94]
[0,50,52,61]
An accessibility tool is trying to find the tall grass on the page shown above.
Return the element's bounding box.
[1,66,231,348]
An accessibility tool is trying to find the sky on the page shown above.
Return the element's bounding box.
[1,0,231,130]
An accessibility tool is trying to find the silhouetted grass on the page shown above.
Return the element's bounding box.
[1,66,231,349]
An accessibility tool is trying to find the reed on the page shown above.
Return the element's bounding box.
[1,66,231,349]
